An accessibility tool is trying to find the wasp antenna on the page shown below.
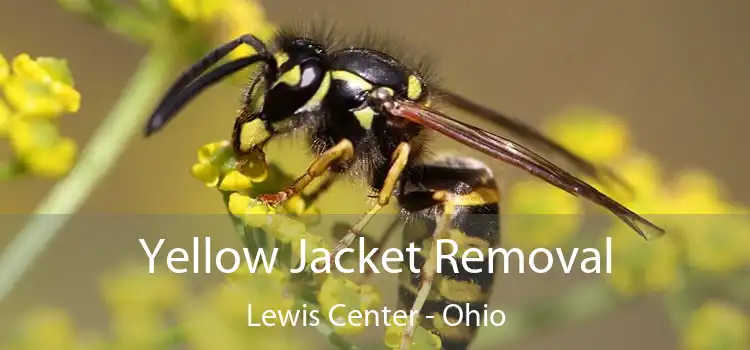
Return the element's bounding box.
[145,56,272,136]
[144,35,274,136]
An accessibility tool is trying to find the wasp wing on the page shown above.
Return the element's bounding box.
[434,88,633,196]
[384,98,665,240]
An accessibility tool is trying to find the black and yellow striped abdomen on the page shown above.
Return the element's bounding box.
[397,156,501,350]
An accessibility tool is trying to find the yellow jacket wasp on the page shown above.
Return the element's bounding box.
[144,24,665,350]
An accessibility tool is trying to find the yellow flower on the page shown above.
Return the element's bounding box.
[190,140,267,190]
[227,192,275,227]
[505,179,583,248]
[16,307,78,350]
[0,53,8,84]
[0,98,11,135]
[282,195,307,215]
[384,320,442,350]
[292,232,330,268]
[667,170,727,214]
[218,169,253,191]
[181,269,298,350]
[190,161,221,186]
[268,214,309,243]
[215,0,277,60]
[217,270,294,323]
[101,263,186,314]
[4,54,80,118]
[684,301,749,350]
[7,118,78,177]
[544,107,631,164]
[169,0,228,22]
[99,264,186,348]
[605,226,682,296]
[110,308,164,349]
[317,276,382,335]
[609,153,664,207]
[665,171,750,271]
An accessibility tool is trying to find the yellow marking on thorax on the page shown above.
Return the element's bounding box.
[274,65,301,87]
[239,119,270,151]
[407,75,423,100]
[354,107,376,129]
[331,70,373,90]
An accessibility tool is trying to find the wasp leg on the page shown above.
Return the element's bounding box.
[399,194,454,350]
[302,171,341,207]
[257,139,354,206]
[329,142,411,259]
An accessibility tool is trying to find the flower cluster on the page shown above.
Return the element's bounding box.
[8,1,742,349]
[57,0,277,69]
[685,300,749,350]
[0,53,80,179]
[1,262,304,350]
[533,107,750,349]
[188,140,443,349]
[169,0,277,59]
[504,107,749,293]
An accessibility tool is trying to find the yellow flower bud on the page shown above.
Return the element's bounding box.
[227,192,252,217]
[685,301,749,350]
[19,308,77,350]
[0,99,11,135]
[12,53,51,82]
[544,108,630,163]
[317,276,381,335]
[282,195,306,215]
[606,227,682,295]
[292,233,328,267]
[169,0,228,22]
[4,54,80,117]
[218,169,253,191]
[7,118,78,177]
[3,75,80,118]
[242,204,275,227]
[190,162,220,187]
[23,136,77,178]
[0,54,8,85]
[219,0,277,60]
[505,180,582,248]
[267,214,307,243]
[196,141,229,163]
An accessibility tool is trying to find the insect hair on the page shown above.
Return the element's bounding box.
[272,18,440,89]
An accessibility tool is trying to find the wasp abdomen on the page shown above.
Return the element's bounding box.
[398,156,501,350]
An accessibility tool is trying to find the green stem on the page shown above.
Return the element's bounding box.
[0,49,174,303]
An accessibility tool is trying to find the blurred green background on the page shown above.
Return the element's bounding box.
[1,0,749,349]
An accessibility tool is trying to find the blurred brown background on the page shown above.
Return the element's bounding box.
[1,0,749,349]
